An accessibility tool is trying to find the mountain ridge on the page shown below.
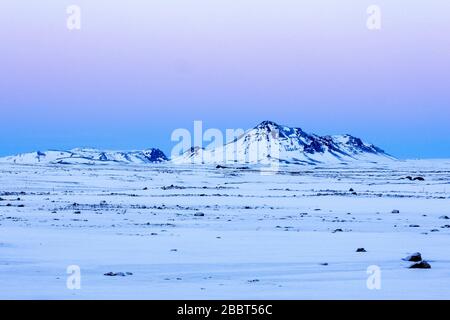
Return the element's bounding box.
[0,148,168,165]
[173,120,394,165]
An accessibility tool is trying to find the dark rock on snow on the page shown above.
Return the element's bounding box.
[409,261,431,269]
[403,252,422,262]
[104,272,133,277]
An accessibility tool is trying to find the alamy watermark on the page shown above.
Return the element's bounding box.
[366,5,382,30]
[171,121,280,174]
[66,265,81,290]
[66,5,81,31]
[64,6,381,32]
[366,265,381,290]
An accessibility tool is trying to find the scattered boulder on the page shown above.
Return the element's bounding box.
[349,188,354,192]
[299,212,308,216]
[392,209,400,214]
[332,228,343,233]
[161,185,185,190]
[409,261,431,269]
[404,176,425,181]
[194,212,205,217]
[356,248,367,252]
[409,224,420,228]
[403,252,422,262]
[248,279,260,283]
[439,215,450,220]
[104,272,133,277]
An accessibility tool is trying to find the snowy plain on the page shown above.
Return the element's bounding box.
[0,160,450,299]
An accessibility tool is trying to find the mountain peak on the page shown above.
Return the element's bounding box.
[255,120,280,129]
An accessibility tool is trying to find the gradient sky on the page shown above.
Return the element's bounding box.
[1,0,449,159]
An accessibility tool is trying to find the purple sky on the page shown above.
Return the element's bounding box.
[1,1,449,158]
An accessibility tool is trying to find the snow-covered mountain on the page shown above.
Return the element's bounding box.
[173,120,395,165]
[0,148,168,165]
[1,121,394,166]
